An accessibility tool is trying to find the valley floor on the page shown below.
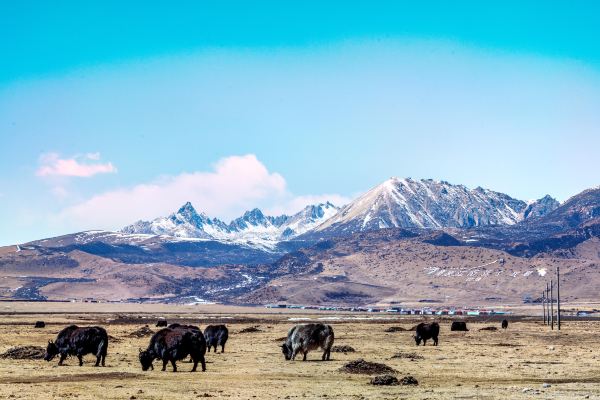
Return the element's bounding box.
[0,304,599,399]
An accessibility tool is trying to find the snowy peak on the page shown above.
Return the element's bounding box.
[523,195,560,219]
[121,201,340,243]
[177,201,197,216]
[121,202,230,239]
[230,208,271,231]
[280,202,340,238]
[172,202,213,228]
[315,178,557,235]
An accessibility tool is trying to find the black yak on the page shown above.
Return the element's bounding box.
[44,325,108,366]
[450,321,469,331]
[204,325,229,353]
[414,322,440,346]
[139,326,206,372]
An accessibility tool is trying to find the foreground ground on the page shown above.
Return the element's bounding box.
[0,303,598,399]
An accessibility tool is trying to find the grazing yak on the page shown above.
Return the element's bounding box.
[156,320,168,327]
[44,325,108,366]
[34,321,45,328]
[414,322,439,346]
[282,323,334,361]
[501,319,509,330]
[450,321,469,332]
[204,325,229,353]
[139,325,206,372]
[167,323,200,330]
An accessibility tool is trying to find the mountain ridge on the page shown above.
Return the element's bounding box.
[121,201,340,242]
[311,177,559,237]
[121,178,560,245]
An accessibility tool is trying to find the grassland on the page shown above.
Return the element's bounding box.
[0,303,599,399]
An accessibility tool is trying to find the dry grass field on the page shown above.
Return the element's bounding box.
[0,304,599,399]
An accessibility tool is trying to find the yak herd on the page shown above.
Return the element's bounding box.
[41,319,509,372]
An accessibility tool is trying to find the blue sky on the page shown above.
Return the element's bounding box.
[1,1,600,245]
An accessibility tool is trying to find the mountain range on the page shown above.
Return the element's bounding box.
[1,177,598,306]
[121,201,339,244]
[120,177,559,245]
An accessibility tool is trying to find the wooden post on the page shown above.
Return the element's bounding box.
[542,291,546,324]
[546,282,550,325]
[550,280,554,330]
[557,267,561,331]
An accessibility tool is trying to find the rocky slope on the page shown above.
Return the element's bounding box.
[238,227,600,307]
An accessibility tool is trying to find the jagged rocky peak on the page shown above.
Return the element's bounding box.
[528,187,600,229]
[121,200,340,242]
[243,208,266,220]
[172,201,223,229]
[173,201,200,220]
[523,195,560,219]
[177,201,197,215]
[303,201,338,219]
[230,208,275,231]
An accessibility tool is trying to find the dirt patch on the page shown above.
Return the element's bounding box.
[384,326,407,332]
[128,325,154,338]
[340,359,397,375]
[479,326,498,331]
[521,360,564,365]
[370,375,398,385]
[399,376,419,386]
[1,372,142,384]
[0,346,45,360]
[273,336,287,342]
[108,334,122,343]
[390,352,423,360]
[331,345,355,353]
[239,326,262,333]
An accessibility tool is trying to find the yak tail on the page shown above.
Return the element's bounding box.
[97,339,107,356]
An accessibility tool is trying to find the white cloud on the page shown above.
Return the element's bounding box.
[55,154,351,231]
[36,152,117,178]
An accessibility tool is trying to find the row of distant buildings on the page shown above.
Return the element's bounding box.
[264,304,509,316]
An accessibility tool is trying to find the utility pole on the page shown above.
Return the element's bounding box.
[557,267,561,331]
[542,290,546,324]
[546,282,550,325]
[550,280,554,330]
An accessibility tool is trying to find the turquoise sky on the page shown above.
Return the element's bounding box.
[1,1,600,245]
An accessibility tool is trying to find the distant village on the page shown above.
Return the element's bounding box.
[264,304,511,316]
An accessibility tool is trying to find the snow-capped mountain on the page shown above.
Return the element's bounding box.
[121,202,230,239]
[121,201,340,242]
[313,177,558,235]
[522,195,561,220]
[121,178,561,243]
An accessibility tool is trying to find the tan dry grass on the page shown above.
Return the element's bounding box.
[0,311,599,399]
